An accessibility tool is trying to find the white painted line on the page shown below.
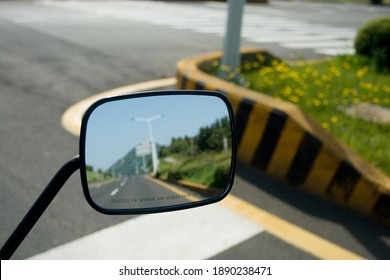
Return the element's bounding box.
[249,34,347,44]
[316,48,355,56]
[110,188,119,197]
[282,40,353,49]
[28,203,264,260]
[120,177,128,187]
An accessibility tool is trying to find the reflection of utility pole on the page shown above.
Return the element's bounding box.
[133,114,162,174]
[134,160,139,175]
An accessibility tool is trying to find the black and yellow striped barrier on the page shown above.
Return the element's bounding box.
[176,48,390,225]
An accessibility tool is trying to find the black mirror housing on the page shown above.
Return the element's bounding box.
[79,90,236,214]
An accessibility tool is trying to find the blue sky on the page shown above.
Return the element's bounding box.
[84,93,231,171]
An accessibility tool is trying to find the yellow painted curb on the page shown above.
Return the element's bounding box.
[61,78,177,136]
[176,48,390,225]
[221,195,364,260]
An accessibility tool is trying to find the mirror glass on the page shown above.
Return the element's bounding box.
[81,91,235,213]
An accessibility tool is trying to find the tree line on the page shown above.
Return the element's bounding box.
[159,116,231,158]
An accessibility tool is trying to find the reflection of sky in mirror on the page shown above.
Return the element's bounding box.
[85,94,230,170]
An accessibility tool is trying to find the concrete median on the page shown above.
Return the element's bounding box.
[176,48,390,226]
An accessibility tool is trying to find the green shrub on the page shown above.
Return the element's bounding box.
[354,17,390,72]
[210,166,230,189]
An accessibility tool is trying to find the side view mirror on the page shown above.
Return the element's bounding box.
[0,90,236,259]
[80,90,236,214]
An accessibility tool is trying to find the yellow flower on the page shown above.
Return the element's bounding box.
[282,86,293,96]
[313,99,322,106]
[295,88,305,97]
[331,116,338,123]
[220,64,232,72]
[317,92,325,99]
[360,82,373,90]
[342,62,351,70]
[321,122,330,129]
[228,72,236,79]
[256,54,266,63]
[289,95,300,103]
[356,66,369,78]
[329,66,341,77]
[271,59,279,67]
[342,88,350,96]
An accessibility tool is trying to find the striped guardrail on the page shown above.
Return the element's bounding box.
[176,48,390,225]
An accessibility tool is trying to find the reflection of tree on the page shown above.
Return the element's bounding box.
[197,116,231,152]
[157,116,232,188]
[86,165,113,184]
[159,116,231,158]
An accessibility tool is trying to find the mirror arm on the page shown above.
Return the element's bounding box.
[0,156,81,260]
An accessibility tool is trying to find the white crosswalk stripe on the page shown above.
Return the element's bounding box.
[29,203,264,259]
[23,0,355,56]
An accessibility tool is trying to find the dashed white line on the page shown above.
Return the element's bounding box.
[110,188,119,196]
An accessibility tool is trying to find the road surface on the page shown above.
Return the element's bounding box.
[1,0,389,260]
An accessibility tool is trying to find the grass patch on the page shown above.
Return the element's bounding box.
[206,54,390,176]
[157,151,231,187]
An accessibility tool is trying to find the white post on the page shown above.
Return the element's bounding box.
[219,0,246,80]
[134,114,162,174]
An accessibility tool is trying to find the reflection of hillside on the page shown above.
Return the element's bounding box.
[156,151,231,189]
[107,146,154,177]
[106,115,232,185]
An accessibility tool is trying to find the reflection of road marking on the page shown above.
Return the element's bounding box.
[221,195,364,260]
[120,177,128,187]
[110,188,119,196]
[145,176,199,202]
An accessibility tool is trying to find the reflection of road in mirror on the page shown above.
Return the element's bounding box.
[88,175,210,209]
[83,92,235,212]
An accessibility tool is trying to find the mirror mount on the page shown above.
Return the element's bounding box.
[1,90,236,259]
[0,156,81,260]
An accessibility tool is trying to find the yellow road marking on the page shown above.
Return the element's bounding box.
[221,195,365,260]
[61,77,177,136]
[145,176,200,202]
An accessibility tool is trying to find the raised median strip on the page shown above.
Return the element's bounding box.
[176,48,390,226]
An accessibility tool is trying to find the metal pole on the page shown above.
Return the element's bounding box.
[219,0,246,80]
[134,115,161,174]
[0,156,80,259]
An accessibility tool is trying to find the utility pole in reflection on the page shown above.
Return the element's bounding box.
[133,114,162,175]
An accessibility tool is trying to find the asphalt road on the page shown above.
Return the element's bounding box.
[89,175,205,209]
[1,0,390,260]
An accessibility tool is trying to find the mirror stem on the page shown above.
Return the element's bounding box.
[0,156,80,260]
